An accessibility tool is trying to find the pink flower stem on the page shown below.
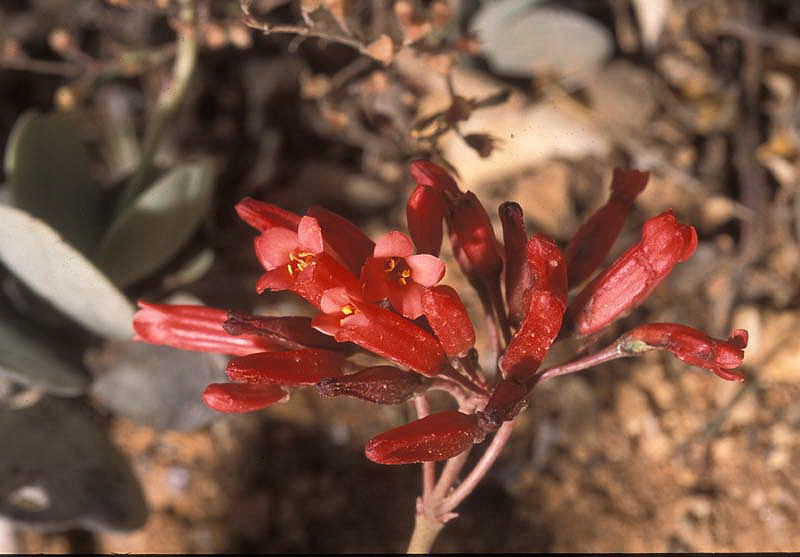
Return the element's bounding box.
[438,420,515,515]
[530,341,627,386]
[413,394,435,501]
[430,448,471,502]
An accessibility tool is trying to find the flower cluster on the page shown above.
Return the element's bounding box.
[134,161,748,466]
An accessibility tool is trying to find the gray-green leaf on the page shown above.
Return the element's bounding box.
[4,111,103,254]
[0,204,134,340]
[0,309,88,396]
[95,158,216,287]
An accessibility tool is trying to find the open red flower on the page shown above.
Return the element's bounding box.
[566,210,697,336]
[620,323,748,381]
[361,231,445,319]
[312,287,448,376]
[254,215,359,307]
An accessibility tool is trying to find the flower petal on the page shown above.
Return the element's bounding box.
[254,227,301,270]
[255,267,294,294]
[374,230,415,258]
[298,216,324,254]
[406,254,445,287]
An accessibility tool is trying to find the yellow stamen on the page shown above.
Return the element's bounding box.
[341,304,356,316]
[384,258,397,272]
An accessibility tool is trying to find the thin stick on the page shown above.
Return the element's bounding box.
[406,513,445,554]
[438,420,514,515]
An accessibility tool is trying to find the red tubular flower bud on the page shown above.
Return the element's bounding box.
[133,302,280,356]
[477,379,529,431]
[421,285,475,357]
[223,312,341,351]
[365,410,482,464]
[409,159,461,198]
[447,191,503,284]
[500,235,567,381]
[226,348,346,385]
[307,206,375,275]
[620,323,748,381]
[566,169,649,287]
[406,184,446,256]
[235,197,301,232]
[202,383,288,413]
[499,202,532,326]
[312,288,449,376]
[566,210,698,336]
[316,365,422,404]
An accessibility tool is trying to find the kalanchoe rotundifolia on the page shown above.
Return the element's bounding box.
[365,410,484,464]
[133,302,280,356]
[132,159,749,550]
[360,231,446,319]
[566,209,698,336]
[317,366,423,404]
[620,323,748,381]
[565,168,649,288]
[202,383,288,413]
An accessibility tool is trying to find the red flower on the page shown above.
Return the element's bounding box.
[254,215,359,307]
[620,323,748,381]
[317,365,422,404]
[133,302,280,356]
[312,287,448,376]
[499,202,532,326]
[361,231,445,319]
[446,191,503,285]
[226,348,346,386]
[565,169,649,287]
[566,210,698,336]
[406,183,446,256]
[500,234,567,381]
[409,159,461,198]
[420,285,475,357]
[202,383,288,413]
[365,411,483,464]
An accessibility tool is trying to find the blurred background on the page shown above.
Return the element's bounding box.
[1,0,799,552]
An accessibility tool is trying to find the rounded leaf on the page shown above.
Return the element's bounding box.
[0,204,134,340]
[95,158,216,287]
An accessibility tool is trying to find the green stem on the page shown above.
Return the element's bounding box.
[119,0,197,208]
[406,513,445,554]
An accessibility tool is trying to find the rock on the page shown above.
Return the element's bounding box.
[0,397,147,531]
